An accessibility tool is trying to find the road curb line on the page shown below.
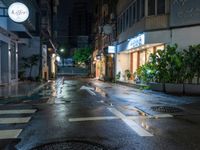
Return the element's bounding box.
[27,82,49,96]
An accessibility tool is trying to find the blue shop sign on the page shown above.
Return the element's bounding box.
[127,34,145,50]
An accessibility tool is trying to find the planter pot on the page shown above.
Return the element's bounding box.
[165,83,184,94]
[184,84,200,95]
[149,82,164,92]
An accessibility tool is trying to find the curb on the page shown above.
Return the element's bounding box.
[27,82,49,97]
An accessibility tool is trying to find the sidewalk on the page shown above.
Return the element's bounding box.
[0,81,44,98]
[89,79,200,116]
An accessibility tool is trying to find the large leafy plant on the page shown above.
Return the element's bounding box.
[21,54,40,79]
[183,44,200,84]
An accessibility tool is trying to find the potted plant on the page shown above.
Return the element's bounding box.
[21,54,40,81]
[115,71,121,81]
[148,51,166,92]
[125,69,132,81]
[184,44,200,95]
[163,44,184,94]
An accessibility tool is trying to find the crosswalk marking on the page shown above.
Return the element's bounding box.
[0,129,22,139]
[0,109,36,115]
[0,117,31,124]
[0,108,36,140]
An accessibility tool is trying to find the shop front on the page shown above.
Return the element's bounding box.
[117,31,170,82]
[94,46,116,81]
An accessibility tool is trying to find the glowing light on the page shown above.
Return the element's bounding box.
[56,56,61,62]
[8,2,29,23]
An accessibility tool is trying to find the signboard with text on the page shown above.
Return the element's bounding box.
[127,34,145,50]
[8,2,29,23]
[108,46,116,53]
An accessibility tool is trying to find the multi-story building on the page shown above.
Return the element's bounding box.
[69,0,93,49]
[0,0,59,83]
[0,0,40,84]
[91,0,118,80]
[57,0,92,57]
[40,0,59,80]
[116,0,200,81]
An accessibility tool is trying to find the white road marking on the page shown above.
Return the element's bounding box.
[153,114,173,118]
[0,109,36,115]
[0,117,31,124]
[0,129,22,139]
[108,107,153,137]
[80,86,96,96]
[69,116,118,122]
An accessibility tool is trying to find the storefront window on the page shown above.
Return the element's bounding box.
[139,50,146,66]
[133,52,138,73]
[146,47,154,62]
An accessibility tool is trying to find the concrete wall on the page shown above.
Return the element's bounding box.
[18,36,40,78]
[172,26,200,50]
[116,53,130,81]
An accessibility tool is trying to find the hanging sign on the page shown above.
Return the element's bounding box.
[8,2,29,23]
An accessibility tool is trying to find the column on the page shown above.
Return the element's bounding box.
[15,42,18,81]
[8,42,11,83]
[0,42,1,84]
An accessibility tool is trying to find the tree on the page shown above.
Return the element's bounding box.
[21,54,40,79]
[73,47,92,66]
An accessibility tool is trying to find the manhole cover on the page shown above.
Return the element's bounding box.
[151,106,183,113]
[32,141,108,150]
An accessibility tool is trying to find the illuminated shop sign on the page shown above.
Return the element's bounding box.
[127,34,145,50]
[8,2,29,23]
[108,46,116,53]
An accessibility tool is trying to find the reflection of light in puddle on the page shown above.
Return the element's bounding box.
[141,122,149,130]
[95,87,106,97]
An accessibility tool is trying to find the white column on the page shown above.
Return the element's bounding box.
[8,41,11,84]
[0,42,1,84]
[15,42,18,81]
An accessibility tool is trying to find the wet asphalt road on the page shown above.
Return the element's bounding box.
[0,77,200,150]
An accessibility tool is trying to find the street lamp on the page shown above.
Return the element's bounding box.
[60,49,65,53]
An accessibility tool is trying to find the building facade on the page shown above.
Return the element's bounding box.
[91,0,118,81]
[0,0,59,83]
[40,0,59,80]
[0,0,35,84]
[116,0,200,81]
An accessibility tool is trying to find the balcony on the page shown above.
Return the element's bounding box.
[118,14,169,42]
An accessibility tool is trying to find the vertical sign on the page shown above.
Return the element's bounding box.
[42,45,47,67]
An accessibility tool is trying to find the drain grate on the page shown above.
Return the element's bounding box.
[151,106,183,113]
[32,141,108,150]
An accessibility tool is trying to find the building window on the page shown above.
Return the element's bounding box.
[123,13,125,31]
[157,0,165,15]
[148,0,156,16]
[128,6,132,27]
[136,0,140,21]
[140,0,145,18]
[126,10,128,29]
[148,0,166,16]
[132,3,136,24]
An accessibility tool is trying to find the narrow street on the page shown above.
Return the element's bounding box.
[0,77,200,150]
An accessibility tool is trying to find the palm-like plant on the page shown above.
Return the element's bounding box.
[21,54,40,79]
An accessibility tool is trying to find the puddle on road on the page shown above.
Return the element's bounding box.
[94,86,107,97]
